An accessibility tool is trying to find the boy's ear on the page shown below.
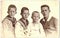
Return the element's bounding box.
[31,16,33,19]
[7,11,9,13]
[39,17,40,19]
[49,10,51,12]
[15,12,17,14]
[20,13,22,15]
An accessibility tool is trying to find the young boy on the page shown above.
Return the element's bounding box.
[15,7,29,38]
[2,4,17,38]
[27,11,46,38]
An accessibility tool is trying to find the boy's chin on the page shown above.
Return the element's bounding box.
[10,16,14,18]
[33,20,38,22]
[23,18,27,20]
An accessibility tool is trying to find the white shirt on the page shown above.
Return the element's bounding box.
[27,22,46,38]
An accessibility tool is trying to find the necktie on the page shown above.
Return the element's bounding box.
[44,17,50,29]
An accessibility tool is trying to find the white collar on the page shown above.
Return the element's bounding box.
[42,16,52,21]
[47,16,52,21]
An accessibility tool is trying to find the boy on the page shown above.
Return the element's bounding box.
[27,11,46,38]
[15,7,29,38]
[40,5,58,38]
[2,4,17,38]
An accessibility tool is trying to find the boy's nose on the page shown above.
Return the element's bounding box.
[35,17,37,19]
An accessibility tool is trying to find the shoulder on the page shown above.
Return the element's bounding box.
[15,21,22,28]
[51,17,57,20]
[2,17,10,23]
[28,22,33,28]
[38,23,43,27]
[2,17,12,26]
[15,20,21,25]
[15,20,23,26]
[51,17,58,22]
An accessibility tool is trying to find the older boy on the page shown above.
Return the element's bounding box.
[2,4,17,38]
[40,5,58,38]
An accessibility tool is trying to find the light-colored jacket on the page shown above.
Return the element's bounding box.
[15,20,28,38]
[2,18,15,38]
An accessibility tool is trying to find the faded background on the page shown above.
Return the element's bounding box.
[0,0,59,38]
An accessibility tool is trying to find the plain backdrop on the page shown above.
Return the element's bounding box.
[0,0,59,38]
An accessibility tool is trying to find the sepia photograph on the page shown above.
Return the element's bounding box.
[0,0,59,38]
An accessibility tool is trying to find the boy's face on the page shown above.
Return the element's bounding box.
[32,12,40,22]
[8,8,16,18]
[22,10,29,20]
[41,7,50,18]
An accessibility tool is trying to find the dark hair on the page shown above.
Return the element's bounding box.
[21,7,29,15]
[41,5,50,10]
[8,4,17,13]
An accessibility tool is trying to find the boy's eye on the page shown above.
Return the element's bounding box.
[42,10,47,12]
[41,10,44,12]
[23,13,29,15]
[37,16,39,17]
[45,10,47,11]
[12,11,15,12]
[9,11,15,12]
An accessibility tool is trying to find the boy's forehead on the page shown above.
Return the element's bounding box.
[24,10,28,11]
[10,7,16,9]
[8,8,16,12]
[10,8,16,10]
[23,10,29,13]
[42,7,49,10]
[33,12,40,16]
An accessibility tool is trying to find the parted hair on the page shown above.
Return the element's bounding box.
[7,4,17,13]
[41,5,50,10]
[21,7,29,15]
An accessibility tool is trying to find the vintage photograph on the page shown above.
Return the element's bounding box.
[0,0,59,38]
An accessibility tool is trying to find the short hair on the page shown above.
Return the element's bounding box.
[8,4,17,13]
[41,5,50,10]
[21,7,29,15]
[32,11,40,17]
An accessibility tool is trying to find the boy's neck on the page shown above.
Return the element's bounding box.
[33,21,39,24]
[22,18,27,21]
[7,15,14,19]
[20,18,28,27]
